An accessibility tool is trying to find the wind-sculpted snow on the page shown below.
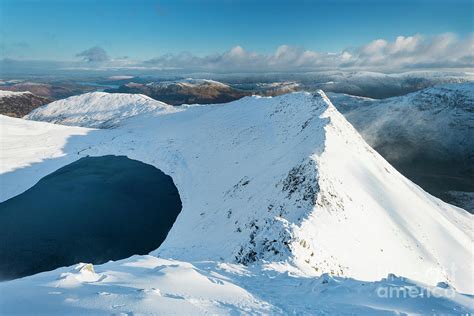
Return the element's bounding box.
[0,91,473,313]
[24,91,179,128]
[1,256,472,315]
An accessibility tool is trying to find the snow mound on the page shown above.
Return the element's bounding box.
[55,263,104,288]
[1,256,472,315]
[24,91,179,128]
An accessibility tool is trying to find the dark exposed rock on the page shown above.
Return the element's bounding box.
[0,92,51,117]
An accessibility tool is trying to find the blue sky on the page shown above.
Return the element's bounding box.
[0,0,472,74]
[1,0,472,61]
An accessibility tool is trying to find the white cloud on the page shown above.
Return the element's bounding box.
[143,33,473,72]
[3,33,472,74]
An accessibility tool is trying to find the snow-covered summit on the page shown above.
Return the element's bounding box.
[24,91,179,128]
[147,78,230,89]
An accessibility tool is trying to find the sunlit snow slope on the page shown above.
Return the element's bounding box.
[24,91,179,128]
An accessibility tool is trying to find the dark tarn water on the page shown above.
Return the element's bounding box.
[0,155,182,281]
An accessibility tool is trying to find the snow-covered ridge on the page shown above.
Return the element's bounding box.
[331,82,474,158]
[0,90,31,97]
[147,78,230,89]
[4,91,473,295]
[24,91,180,128]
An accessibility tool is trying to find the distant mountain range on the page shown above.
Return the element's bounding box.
[1,70,472,108]
[0,81,96,99]
[105,78,249,105]
[300,71,473,98]
[330,82,474,211]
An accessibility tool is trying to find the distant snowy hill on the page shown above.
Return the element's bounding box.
[1,91,472,314]
[147,78,231,89]
[0,90,50,117]
[330,83,474,211]
[305,71,474,98]
[106,78,249,105]
[0,90,31,97]
[25,92,179,128]
[0,81,91,100]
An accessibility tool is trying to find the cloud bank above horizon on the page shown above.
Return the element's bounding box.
[142,33,474,72]
[2,33,473,74]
